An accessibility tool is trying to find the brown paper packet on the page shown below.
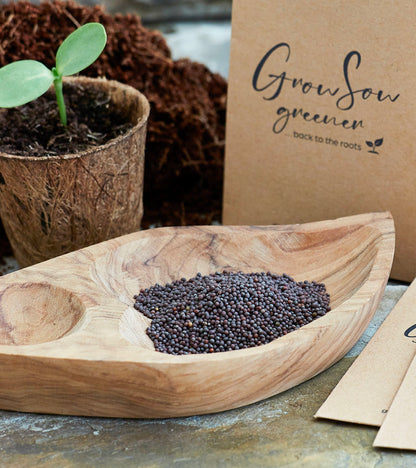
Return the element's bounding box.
[223,0,416,282]
[315,279,416,426]
[373,352,416,450]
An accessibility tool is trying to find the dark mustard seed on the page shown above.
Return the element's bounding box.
[133,271,331,355]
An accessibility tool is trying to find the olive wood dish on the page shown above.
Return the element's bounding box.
[0,212,394,418]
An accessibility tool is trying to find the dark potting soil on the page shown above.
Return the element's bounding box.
[0,83,133,157]
[133,271,331,355]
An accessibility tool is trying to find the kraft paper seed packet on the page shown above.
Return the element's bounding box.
[223,0,415,281]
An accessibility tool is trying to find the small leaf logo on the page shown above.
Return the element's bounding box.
[366,138,383,154]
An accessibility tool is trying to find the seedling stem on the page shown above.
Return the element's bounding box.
[52,68,67,126]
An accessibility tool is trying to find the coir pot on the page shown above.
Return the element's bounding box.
[0,76,150,267]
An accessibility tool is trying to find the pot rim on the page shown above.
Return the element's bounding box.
[0,76,150,162]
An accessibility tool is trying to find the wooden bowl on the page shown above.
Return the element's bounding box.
[0,212,394,418]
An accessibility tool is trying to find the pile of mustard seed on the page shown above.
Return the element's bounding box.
[133,271,330,355]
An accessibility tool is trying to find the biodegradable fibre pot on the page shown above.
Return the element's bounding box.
[0,76,150,267]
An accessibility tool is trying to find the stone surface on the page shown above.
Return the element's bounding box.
[106,0,231,22]
[346,283,407,357]
[3,0,233,22]
[104,0,232,22]
[0,285,415,466]
[160,21,231,78]
[1,357,415,466]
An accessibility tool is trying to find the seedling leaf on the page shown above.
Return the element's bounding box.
[0,22,107,126]
[0,60,54,108]
[375,138,383,147]
[365,141,373,148]
[56,23,107,77]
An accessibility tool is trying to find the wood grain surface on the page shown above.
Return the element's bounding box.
[0,212,394,417]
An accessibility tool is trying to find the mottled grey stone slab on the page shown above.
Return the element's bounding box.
[0,285,413,467]
[1,355,415,467]
[161,21,231,77]
[73,0,232,22]
[0,0,232,21]
[346,283,408,357]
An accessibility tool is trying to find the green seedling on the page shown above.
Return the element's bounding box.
[0,22,107,126]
